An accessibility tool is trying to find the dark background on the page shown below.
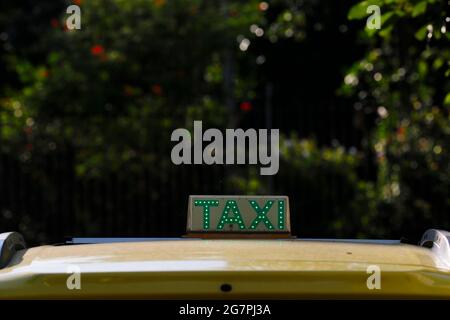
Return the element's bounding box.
[0,0,448,245]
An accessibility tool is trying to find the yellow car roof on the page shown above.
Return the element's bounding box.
[1,239,449,299]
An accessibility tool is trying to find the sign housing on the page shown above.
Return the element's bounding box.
[186,195,291,238]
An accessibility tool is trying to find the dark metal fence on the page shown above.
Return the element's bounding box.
[0,99,374,245]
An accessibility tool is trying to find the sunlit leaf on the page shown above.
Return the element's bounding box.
[444,93,450,106]
[414,24,428,40]
[412,1,427,17]
[348,1,370,20]
[379,25,393,38]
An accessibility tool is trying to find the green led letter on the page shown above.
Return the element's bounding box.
[277,200,285,229]
[248,200,275,230]
[217,200,246,230]
[194,199,219,229]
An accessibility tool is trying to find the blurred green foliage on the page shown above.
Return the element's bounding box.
[1,0,263,177]
[343,0,449,236]
[230,135,379,237]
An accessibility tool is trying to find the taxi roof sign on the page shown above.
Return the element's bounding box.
[186,195,291,238]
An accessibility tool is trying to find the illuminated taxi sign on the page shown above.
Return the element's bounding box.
[186,195,290,238]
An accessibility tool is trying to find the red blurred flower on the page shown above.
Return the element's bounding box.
[73,0,83,5]
[240,101,252,112]
[153,0,166,8]
[50,18,59,28]
[24,127,33,135]
[396,126,406,141]
[90,45,105,56]
[39,69,49,79]
[190,5,199,15]
[151,84,163,96]
[229,9,238,17]
[123,85,136,97]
